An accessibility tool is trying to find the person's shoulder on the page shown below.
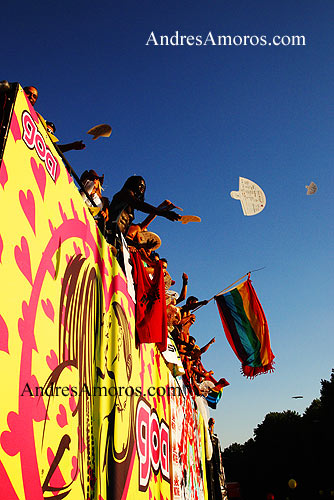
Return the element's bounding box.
[114,187,133,200]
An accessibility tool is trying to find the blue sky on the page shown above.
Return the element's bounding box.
[2,0,333,448]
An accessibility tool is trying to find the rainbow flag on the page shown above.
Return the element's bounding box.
[206,387,223,409]
[215,278,274,378]
[204,378,229,409]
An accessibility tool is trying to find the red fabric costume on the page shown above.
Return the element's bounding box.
[130,251,167,351]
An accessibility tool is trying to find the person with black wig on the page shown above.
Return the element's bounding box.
[106,175,180,261]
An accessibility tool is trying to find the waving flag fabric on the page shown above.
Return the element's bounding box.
[215,278,274,378]
[199,378,230,409]
[206,387,223,409]
[206,379,229,409]
[130,251,167,351]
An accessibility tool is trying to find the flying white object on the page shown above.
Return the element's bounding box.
[87,124,112,140]
[305,181,317,195]
[230,177,266,216]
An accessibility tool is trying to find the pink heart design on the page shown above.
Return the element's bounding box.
[56,404,68,428]
[41,298,55,322]
[10,111,21,143]
[69,388,77,412]
[31,157,46,199]
[46,350,58,371]
[0,314,9,353]
[18,300,28,342]
[0,160,8,190]
[19,190,35,234]
[0,411,23,456]
[71,456,79,480]
[14,237,32,284]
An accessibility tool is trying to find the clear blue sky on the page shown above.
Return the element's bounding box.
[2,0,333,448]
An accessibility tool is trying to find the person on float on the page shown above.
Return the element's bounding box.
[46,121,85,152]
[23,86,85,152]
[23,86,38,106]
[106,175,180,252]
[79,169,109,235]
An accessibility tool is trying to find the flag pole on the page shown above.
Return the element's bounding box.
[191,267,266,312]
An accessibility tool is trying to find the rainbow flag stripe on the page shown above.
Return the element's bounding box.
[215,278,274,378]
[206,388,223,409]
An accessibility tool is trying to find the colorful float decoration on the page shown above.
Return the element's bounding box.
[0,84,211,500]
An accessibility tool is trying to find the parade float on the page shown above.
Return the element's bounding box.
[0,83,222,500]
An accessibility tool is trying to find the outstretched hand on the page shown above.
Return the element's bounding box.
[158,199,183,211]
[72,140,86,150]
[162,210,181,221]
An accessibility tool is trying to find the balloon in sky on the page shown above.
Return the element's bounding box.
[87,124,112,140]
[230,177,266,216]
[305,181,317,195]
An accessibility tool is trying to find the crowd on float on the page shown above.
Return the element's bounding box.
[24,85,229,409]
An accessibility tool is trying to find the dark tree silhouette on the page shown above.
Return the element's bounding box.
[222,370,334,500]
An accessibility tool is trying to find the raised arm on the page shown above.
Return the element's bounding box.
[200,337,215,355]
[175,273,188,305]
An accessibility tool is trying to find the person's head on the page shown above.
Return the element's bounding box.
[208,418,215,429]
[46,121,56,134]
[189,336,196,346]
[160,258,168,270]
[186,296,198,305]
[150,251,160,261]
[23,86,38,106]
[80,169,104,187]
[123,176,146,201]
